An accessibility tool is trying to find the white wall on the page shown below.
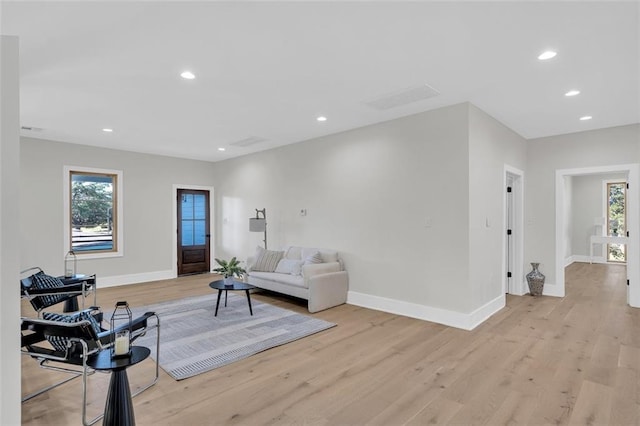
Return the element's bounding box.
[570,173,627,260]
[526,124,640,287]
[468,104,527,311]
[0,35,21,426]
[214,104,472,316]
[20,138,216,284]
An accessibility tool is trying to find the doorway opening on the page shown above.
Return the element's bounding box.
[556,164,639,307]
[503,165,524,295]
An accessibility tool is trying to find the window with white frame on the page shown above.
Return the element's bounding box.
[64,166,123,258]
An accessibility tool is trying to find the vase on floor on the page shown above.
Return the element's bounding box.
[526,263,545,296]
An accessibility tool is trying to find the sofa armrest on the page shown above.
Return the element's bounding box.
[302,262,341,278]
[308,271,349,313]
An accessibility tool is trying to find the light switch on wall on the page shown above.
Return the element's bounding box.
[300,209,307,216]
[425,217,432,228]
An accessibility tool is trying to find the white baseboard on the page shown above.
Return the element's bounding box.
[509,280,528,296]
[347,291,505,331]
[469,295,506,329]
[541,282,564,297]
[97,270,175,288]
[568,255,608,265]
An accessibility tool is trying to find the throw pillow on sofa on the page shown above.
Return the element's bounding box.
[304,251,323,265]
[252,247,284,272]
[274,258,303,275]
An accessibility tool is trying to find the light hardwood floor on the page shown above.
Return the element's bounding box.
[21,263,640,425]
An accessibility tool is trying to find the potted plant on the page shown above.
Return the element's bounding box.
[213,257,246,285]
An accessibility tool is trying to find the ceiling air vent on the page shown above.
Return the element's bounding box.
[229,136,268,148]
[21,126,43,132]
[364,84,440,110]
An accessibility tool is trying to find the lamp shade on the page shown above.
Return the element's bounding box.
[249,218,266,232]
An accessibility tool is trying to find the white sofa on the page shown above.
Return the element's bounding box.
[246,246,349,313]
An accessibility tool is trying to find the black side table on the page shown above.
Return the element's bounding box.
[87,346,150,426]
[57,273,97,312]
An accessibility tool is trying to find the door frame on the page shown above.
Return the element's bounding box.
[172,184,215,278]
[555,164,639,307]
[502,165,525,295]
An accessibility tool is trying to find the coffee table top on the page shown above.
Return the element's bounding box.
[209,280,255,291]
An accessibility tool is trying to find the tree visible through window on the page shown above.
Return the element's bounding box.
[607,182,626,262]
[70,172,117,253]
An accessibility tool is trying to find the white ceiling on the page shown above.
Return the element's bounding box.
[2,1,639,162]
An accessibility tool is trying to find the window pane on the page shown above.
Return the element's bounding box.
[71,172,115,252]
[194,220,206,245]
[181,220,194,246]
[607,182,626,262]
[194,194,206,219]
[181,194,194,220]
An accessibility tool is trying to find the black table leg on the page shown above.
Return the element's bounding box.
[224,290,228,307]
[63,296,79,312]
[245,290,253,316]
[215,290,222,316]
[103,368,135,426]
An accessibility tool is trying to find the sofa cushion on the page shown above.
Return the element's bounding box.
[249,271,305,288]
[274,258,303,275]
[319,250,339,263]
[252,247,284,272]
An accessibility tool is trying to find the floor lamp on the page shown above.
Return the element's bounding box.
[249,208,267,249]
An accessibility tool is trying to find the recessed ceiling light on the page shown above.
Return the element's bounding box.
[180,71,195,80]
[579,116,592,121]
[218,147,226,152]
[565,90,580,97]
[316,116,327,122]
[102,128,113,132]
[538,51,557,60]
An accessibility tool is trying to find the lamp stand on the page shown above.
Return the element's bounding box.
[255,208,267,249]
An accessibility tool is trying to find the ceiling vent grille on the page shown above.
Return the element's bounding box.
[21,126,43,132]
[229,136,268,147]
[364,84,440,110]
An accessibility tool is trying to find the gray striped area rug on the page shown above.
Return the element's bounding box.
[124,293,336,380]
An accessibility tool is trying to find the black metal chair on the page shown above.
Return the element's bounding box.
[20,267,97,316]
[21,307,160,426]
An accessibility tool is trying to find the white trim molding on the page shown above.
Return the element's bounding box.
[97,270,175,288]
[541,282,565,298]
[63,165,124,260]
[503,164,525,295]
[567,255,612,266]
[347,291,505,331]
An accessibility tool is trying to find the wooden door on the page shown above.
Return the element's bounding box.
[177,189,210,275]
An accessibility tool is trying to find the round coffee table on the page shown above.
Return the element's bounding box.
[209,280,256,316]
